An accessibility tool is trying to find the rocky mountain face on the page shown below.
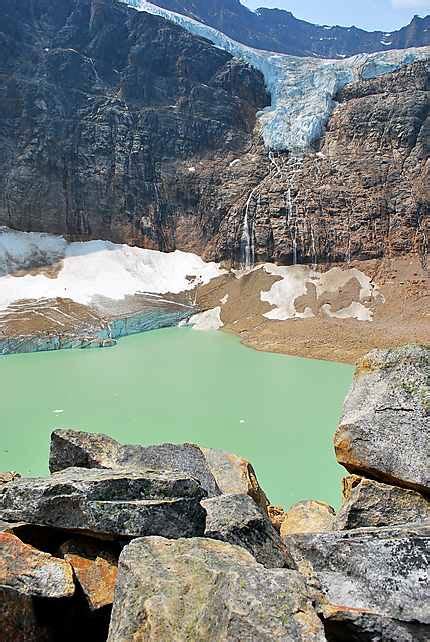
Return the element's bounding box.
[1,0,429,267]
[0,345,429,640]
[214,60,430,266]
[0,0,268,250]
[149,0,430,58]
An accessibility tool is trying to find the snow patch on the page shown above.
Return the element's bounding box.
[0,228,224,312]
[188,307,223,331]
[220,294,229,305]
[126,2,430,151]
[261,264,381,321]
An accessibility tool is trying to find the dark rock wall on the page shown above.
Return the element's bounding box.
[0,0,428,266]
[0,0,268,250]
[214,61,430,266]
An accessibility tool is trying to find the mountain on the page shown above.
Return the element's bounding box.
[0,0,429,269]
[148,0,430,58]
[0,0,268,250]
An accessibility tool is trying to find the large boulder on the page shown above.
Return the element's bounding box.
[0,467,207,539]
[335,475,430,529]
[0,531,75,598]
[60,538,118,610]
[285,522,430,640]
[108,537,326,642]
[202,493,293,568]
[280,500,336,538]
[50,430,269,509]
[334,345,430,494]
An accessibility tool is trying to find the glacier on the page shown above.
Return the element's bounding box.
[125,1,430,151]
[0,228,223,312]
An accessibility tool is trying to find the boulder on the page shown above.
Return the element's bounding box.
[0,532,75,598]
[335,475,430,529]
[50,430,269,509]
[202,493,293,568]
[284,522,430,640]
[334,345,430,494]
[267,504,286,532]
[200,446,269,510]
[0,467,207,539]
[0,472,20,485]
[107,537,326,642]
[60,538,118,610]
[280,500,336,538]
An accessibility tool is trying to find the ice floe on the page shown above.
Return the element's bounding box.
[126,2,430,151]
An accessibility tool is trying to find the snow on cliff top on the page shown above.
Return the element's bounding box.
[126,1,430,151]
[0,228,223,311]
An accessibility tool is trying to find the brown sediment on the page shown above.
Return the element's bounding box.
[196,255,430,364]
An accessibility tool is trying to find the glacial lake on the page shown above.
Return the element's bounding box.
[0,328,353,509]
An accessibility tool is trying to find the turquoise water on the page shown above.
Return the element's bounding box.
[0,328,352,509]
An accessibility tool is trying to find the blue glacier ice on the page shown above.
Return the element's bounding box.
[124,1,430,152]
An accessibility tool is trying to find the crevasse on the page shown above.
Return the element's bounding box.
[124,1,430,152]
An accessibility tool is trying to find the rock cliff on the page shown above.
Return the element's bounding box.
[0,0,268,251]
[1,0,428,268]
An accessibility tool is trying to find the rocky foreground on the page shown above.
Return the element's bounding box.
[0,345,429,641]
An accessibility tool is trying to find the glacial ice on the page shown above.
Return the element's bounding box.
[0,228,224,312]
[126,1,430,151]
[187,306,224,331]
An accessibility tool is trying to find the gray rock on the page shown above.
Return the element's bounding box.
[335,475,430,529]
[49,430,120,473]
[107,537,326,642]
[0,467,207,539]
[284,522,430,640]
[334,345,430,494]
[50,430,269,509]
[202,493,294,568]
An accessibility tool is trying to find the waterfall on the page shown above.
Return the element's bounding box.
[268,150,284,178]
[309,217,317,267]
[241,186,259,269]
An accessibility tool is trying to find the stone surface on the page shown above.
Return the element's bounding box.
[201,446,269,510]
[0,532,75,598]
[60,538,118,610]
[285,522,430,640]
[0,0,268,253]
[0,472,20,485]
[214,61,430,267]
[0,587,51,642]
[108,536,326,641]
[0,1,428,268]
[334,345,430,494]
[0,467,207,539]
[267,504,286,532]
[280,500,336,538]
[202,493,293,568]
[50,430,269,509]
[335,475,430,529]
